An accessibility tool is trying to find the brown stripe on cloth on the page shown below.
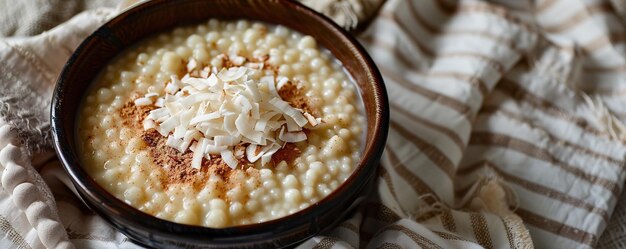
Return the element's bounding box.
[377,242,404,249]
[477,106,626,168]
[516,208,597,246]
[384,224,444,249]
[390,120,457,179]
[469,132,620,196]
[458,160,610,222]
[392,102,465,151]
[541,3,613,33]
[496,79,610,138]
[312,237,338,249]
[383,7,523,54]
[433,231,471,242]
[380,65,474,121]
[535,0,560,13]
[378,166,400,203]
[385,145,438,200]
[470,213,495,249]
[440,210,457,233]
[364,38,492,98]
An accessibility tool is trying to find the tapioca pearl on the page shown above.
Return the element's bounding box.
[350,125,363,136]
[246,200,259,212]
[295,162,307,174]
[226,186,245,202]
[338,128,351,140]
[186,34,204,47]
[278,65,292,77]
[175,46,192,58]
[174,210,198,225]
[319,66,331,75]
[130,172,147,186]
[229,202,244,218]
[265,34,283,48]
[205,31,219,42]
[309,58,324,70]
[193,46,210,62]
[208,19,219,28]
[102,168,120,183]
[324,135,347,157]
[134,151,151,165]
[282,174,299,189]
[304,168,320,186]
[284,189,302,204]
[303,187,315,199]
[124,186,144,205]
[260,195,272,205]
[125,137,143,152]
[322,89,338,101]
[197,188,215,203]
[209,198,227,210]
[262,179,277,189]
[205,209,228,227]
[259,168,273,180]
[283,49,299,63]
[245,177,259,191]
[120,154,133,167]
[243,29,260,43]
[340,162,352,173]
[216,38,231,51]
[97,88,113,102]
[269,188,282,201]
[297,36,316,50]
[210,56,223,68]
[161,52,183,74]
[229,41,246,54]
[93,150,107,164]
[274,25,289,37]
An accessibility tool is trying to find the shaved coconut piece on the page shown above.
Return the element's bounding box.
[206,73,220,87]
[221,150,238,169]
[192,138,208,169]
[149,108,169,121]
[189,112,220,125]
[223,114,237,134]
[284,116,301,132]
[187,58,198,72]
[251,103,260,119]
[236,113,263,144]
[200,68,210,78]
[279,131,307,143]
[303,112,318,126]
[181,75,210,90]
[244,62,263,70]
[277,77,289,90]
[180,130,199,152]
[154,97,165,107]
[246,144,263,163]
[218,67,247,82]
[262,75,278,97]
[268,98,308,126]
[205,144,228,154]
[230,55,246,66]
[165,82,180,94]
[235,95,253,112]
[158,114,180,136]
[173,126,186,139]
[260,144,281,166]
[143,119,156,130]
[134,97,152,106]
[245,80,262,102]
[214,135,240,146]
[144,93,159,99]
[255,112,279,131]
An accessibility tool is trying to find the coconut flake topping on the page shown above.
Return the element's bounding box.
[140,63,316,169]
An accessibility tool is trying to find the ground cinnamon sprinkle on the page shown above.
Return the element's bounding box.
[278,80,318,116]
[118,92,305,192]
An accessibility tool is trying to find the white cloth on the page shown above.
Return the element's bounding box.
[2,0,626,248]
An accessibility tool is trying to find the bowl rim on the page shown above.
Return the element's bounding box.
[51,0,389,243]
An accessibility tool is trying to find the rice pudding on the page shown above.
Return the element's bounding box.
[77,19,365,227]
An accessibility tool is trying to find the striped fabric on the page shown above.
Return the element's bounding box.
[303,0,626,248]
[2,0,626,248]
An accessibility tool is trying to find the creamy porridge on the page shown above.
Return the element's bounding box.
[77,19,365,227]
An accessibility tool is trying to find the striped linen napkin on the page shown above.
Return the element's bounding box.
[2,0,626,248]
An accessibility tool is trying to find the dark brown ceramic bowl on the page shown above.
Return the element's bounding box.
[51,0,388,248]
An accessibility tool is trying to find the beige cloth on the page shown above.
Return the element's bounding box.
[3,0,626,248]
